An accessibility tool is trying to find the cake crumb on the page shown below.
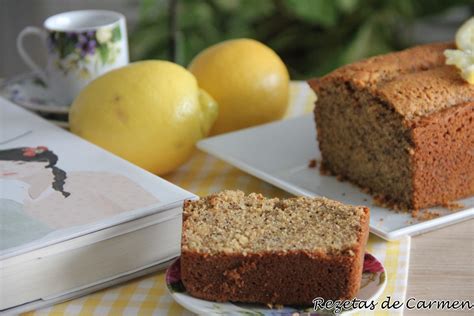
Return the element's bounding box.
[441,201,463,211]
[182,190,366,254]
[362,187,371,194]
[319,165,331,176]
[308,159,318,168]
[372,194,408,212]
[411,209,440,221]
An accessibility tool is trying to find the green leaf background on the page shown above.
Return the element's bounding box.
[130,0,472,79]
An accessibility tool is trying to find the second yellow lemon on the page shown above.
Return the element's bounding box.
[189,39,290,134]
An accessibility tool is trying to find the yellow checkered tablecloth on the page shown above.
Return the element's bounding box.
[26,82,411,315]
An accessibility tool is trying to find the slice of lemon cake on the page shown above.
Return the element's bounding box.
[180,190,370,305]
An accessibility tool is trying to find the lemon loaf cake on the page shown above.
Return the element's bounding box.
[180,190,370,305]
[308,42,474,210]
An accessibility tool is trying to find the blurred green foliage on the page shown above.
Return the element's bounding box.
[130,0,471,79]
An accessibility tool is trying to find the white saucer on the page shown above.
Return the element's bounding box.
[0,73,69,115]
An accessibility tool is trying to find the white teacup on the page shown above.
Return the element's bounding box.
[17,10,129,105]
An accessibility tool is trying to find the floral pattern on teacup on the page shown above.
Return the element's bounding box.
[48,25,122,78]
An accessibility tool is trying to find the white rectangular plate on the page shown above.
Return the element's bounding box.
[197,115,474,240]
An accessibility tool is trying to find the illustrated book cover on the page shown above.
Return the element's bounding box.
[0,98,195,260]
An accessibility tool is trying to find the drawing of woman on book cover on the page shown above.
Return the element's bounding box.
[0,146,159,250]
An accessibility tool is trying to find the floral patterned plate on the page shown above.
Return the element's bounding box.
[166,253,387,316]
[0,73,69,115]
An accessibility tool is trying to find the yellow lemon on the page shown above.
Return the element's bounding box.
[189,38,290,134]
[70,60,218,175]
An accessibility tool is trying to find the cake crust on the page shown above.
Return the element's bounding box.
[309,42,474,119]
[180,191,370,306]
[410,101,474,208]
[181,248,367,305]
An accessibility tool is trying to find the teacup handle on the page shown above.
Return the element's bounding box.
[17,26,48,82]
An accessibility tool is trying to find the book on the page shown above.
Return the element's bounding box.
[8,257,177,316]
[0,98,195,312]
[7,257,177,315]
